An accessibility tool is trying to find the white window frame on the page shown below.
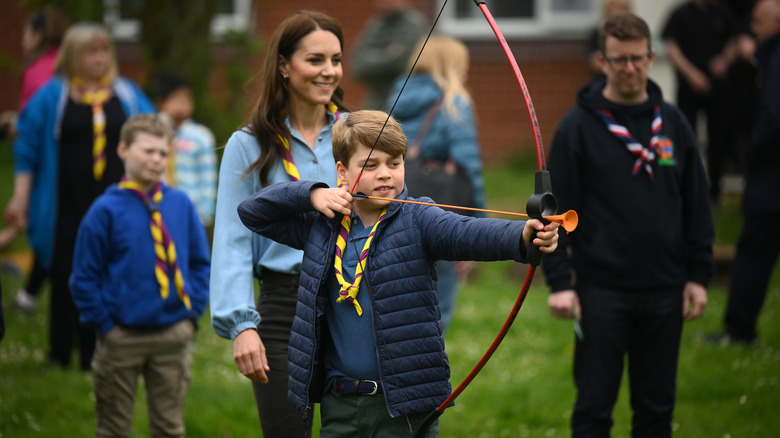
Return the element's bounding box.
[103,0,252,41]
[439,0,598,40]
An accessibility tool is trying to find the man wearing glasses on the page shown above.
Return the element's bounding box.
[543,13,714,438]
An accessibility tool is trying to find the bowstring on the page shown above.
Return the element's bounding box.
[348,0,449,195]
[344,2,450,436]
[409,3,551,436]
[380,3,450,432]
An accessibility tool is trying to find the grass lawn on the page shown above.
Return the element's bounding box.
[1,143,779,437]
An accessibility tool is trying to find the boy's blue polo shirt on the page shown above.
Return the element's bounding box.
[324,215,380,387]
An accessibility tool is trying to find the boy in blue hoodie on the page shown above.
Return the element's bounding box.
[237,110,559,437]
[69,114,210,437]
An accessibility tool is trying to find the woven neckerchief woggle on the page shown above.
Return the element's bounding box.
[595,104,662,180]
[118,177,192,311]
[333,208,388,316]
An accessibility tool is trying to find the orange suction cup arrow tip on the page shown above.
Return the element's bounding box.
[546,210,578,233]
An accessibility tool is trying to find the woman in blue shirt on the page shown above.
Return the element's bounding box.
[209,11,348,438]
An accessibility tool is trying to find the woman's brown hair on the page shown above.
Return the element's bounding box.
[244,10,347,187]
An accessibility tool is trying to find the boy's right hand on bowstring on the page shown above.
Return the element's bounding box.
[311,187,354,218]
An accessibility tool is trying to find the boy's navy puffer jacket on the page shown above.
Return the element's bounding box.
[238,180,528,418]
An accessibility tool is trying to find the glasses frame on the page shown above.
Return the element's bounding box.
[602,52,653,68]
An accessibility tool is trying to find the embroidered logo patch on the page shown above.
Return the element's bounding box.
[655,136,676,166]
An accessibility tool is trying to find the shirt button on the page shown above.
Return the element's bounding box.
[318,136,323,141]
[353,218,358,225]
[313,157,318,163]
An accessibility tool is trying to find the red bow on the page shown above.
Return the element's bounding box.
[412,1,556,436]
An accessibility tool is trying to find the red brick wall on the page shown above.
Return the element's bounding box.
[0,1,591,165]
[0,3,26,111]
[466,39,591,163]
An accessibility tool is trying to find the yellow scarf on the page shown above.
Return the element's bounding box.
[278,102,341,182]
[71,76,111,181]
[118,178,191,311]
[333,209,387,316]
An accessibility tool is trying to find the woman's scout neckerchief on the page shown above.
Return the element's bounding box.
[71,76,111,181]
[278,101,341,181]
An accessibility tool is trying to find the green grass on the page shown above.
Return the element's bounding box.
[1,145,779,437]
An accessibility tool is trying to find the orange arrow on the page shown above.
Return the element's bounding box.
[353,192,578,232]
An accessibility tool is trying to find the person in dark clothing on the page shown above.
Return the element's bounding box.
[720,0,759,175]
[662,0,738,202]
[543,13,715,438]
[713,0,780,346]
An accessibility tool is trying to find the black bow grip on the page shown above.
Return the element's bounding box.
[525,170,556,266]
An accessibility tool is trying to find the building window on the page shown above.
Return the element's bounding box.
[104,0,252,41]
[442,0,596,39]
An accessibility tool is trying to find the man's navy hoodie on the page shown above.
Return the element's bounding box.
[542,77,714,292]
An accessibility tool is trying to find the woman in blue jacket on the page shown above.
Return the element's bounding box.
[5,22,154,370]
[386,35,486,333]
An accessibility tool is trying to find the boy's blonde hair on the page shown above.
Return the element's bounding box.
[120,114,174,147]
[332,110,407,165]
[55,22,118,81]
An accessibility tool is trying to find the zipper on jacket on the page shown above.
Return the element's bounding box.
[305,223,338,411]
[366,272,393,415]
[365,224,404,419]
[302,404,313,438]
